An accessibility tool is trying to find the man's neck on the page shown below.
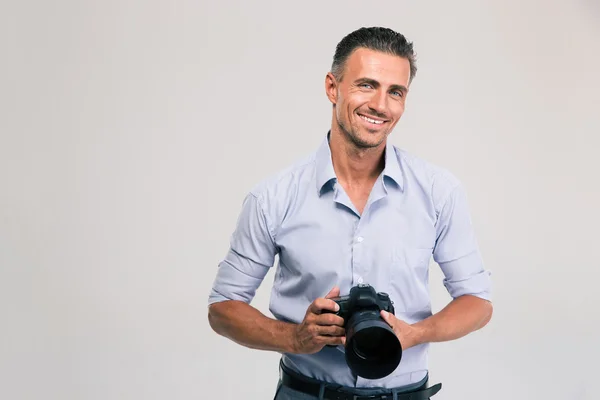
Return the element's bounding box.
[329,128,386,188]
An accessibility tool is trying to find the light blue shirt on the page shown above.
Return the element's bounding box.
[208,132,492,389]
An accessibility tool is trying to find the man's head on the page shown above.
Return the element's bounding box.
[326,27,417,149]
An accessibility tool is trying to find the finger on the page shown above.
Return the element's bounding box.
[308,286,340,315]
[315,313,345,327]
[320,335,345,347]
[324,286,340,299]
[317,325,345,337]
[310,297,340,315]
[380,310,395,327]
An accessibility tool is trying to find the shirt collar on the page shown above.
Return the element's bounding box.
[315,131,405,195]
[382,140,404,190]
[315,133,337,194]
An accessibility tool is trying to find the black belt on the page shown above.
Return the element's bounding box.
[280,362,441,400]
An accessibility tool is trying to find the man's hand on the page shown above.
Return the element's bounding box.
[381,295,493,348]
[380,310,423,351]
[291,286,346,354]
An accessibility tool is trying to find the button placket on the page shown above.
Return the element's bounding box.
[352,230,365,285]
[351,221,363,286]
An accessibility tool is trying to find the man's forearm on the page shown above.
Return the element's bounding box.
[208,300,297,353]
[413,295,493,345]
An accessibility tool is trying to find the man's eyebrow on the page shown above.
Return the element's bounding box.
[355,77,408,93]
[389,83,409,93]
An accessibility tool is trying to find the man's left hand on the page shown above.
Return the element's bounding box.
[379,310,423,351]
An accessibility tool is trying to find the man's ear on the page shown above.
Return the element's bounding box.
[325,72,338,105]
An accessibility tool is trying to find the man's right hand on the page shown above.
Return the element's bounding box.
[291,286,346,354]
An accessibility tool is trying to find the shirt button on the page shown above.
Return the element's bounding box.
[356,236,364,243]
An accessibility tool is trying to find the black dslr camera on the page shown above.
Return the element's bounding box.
[325,284,402,380]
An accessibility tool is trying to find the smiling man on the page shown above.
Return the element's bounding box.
[207,27,493,400]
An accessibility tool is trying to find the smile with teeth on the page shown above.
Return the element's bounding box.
[358,114,386,125]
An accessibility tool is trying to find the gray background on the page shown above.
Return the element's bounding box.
[1,0,599,399]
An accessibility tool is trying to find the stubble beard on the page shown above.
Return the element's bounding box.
[337,117,386,150]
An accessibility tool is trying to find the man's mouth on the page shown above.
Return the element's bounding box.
[358,113,387,125]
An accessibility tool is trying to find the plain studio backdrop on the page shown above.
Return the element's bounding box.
[1,0,599,399]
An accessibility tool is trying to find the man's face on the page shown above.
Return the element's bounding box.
[326,48,411,149]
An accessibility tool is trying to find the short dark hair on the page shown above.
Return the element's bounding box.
[331,27,417,84]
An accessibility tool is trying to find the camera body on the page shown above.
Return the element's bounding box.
[330,284,395,320]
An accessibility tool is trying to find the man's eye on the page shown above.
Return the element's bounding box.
[391,91,403,97]
[360,83,373,89]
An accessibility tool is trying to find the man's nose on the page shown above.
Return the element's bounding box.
[367,90,387,116]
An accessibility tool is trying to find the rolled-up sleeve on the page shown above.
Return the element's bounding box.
[433,183,492,302]
[208,192,277,305]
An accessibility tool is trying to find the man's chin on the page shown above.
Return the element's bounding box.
[338,124,387,149]
[356,131,388,147]
[350,136,385,149]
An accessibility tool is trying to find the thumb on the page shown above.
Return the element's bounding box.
[325,286,340,299]
[380,310,394,326]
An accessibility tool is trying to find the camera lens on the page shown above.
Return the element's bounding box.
[352,328,393,360]
[344,311,402,380]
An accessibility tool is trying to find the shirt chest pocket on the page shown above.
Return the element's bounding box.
[389,245,434,313]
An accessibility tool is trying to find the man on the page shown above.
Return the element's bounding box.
[207,27,493,400]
